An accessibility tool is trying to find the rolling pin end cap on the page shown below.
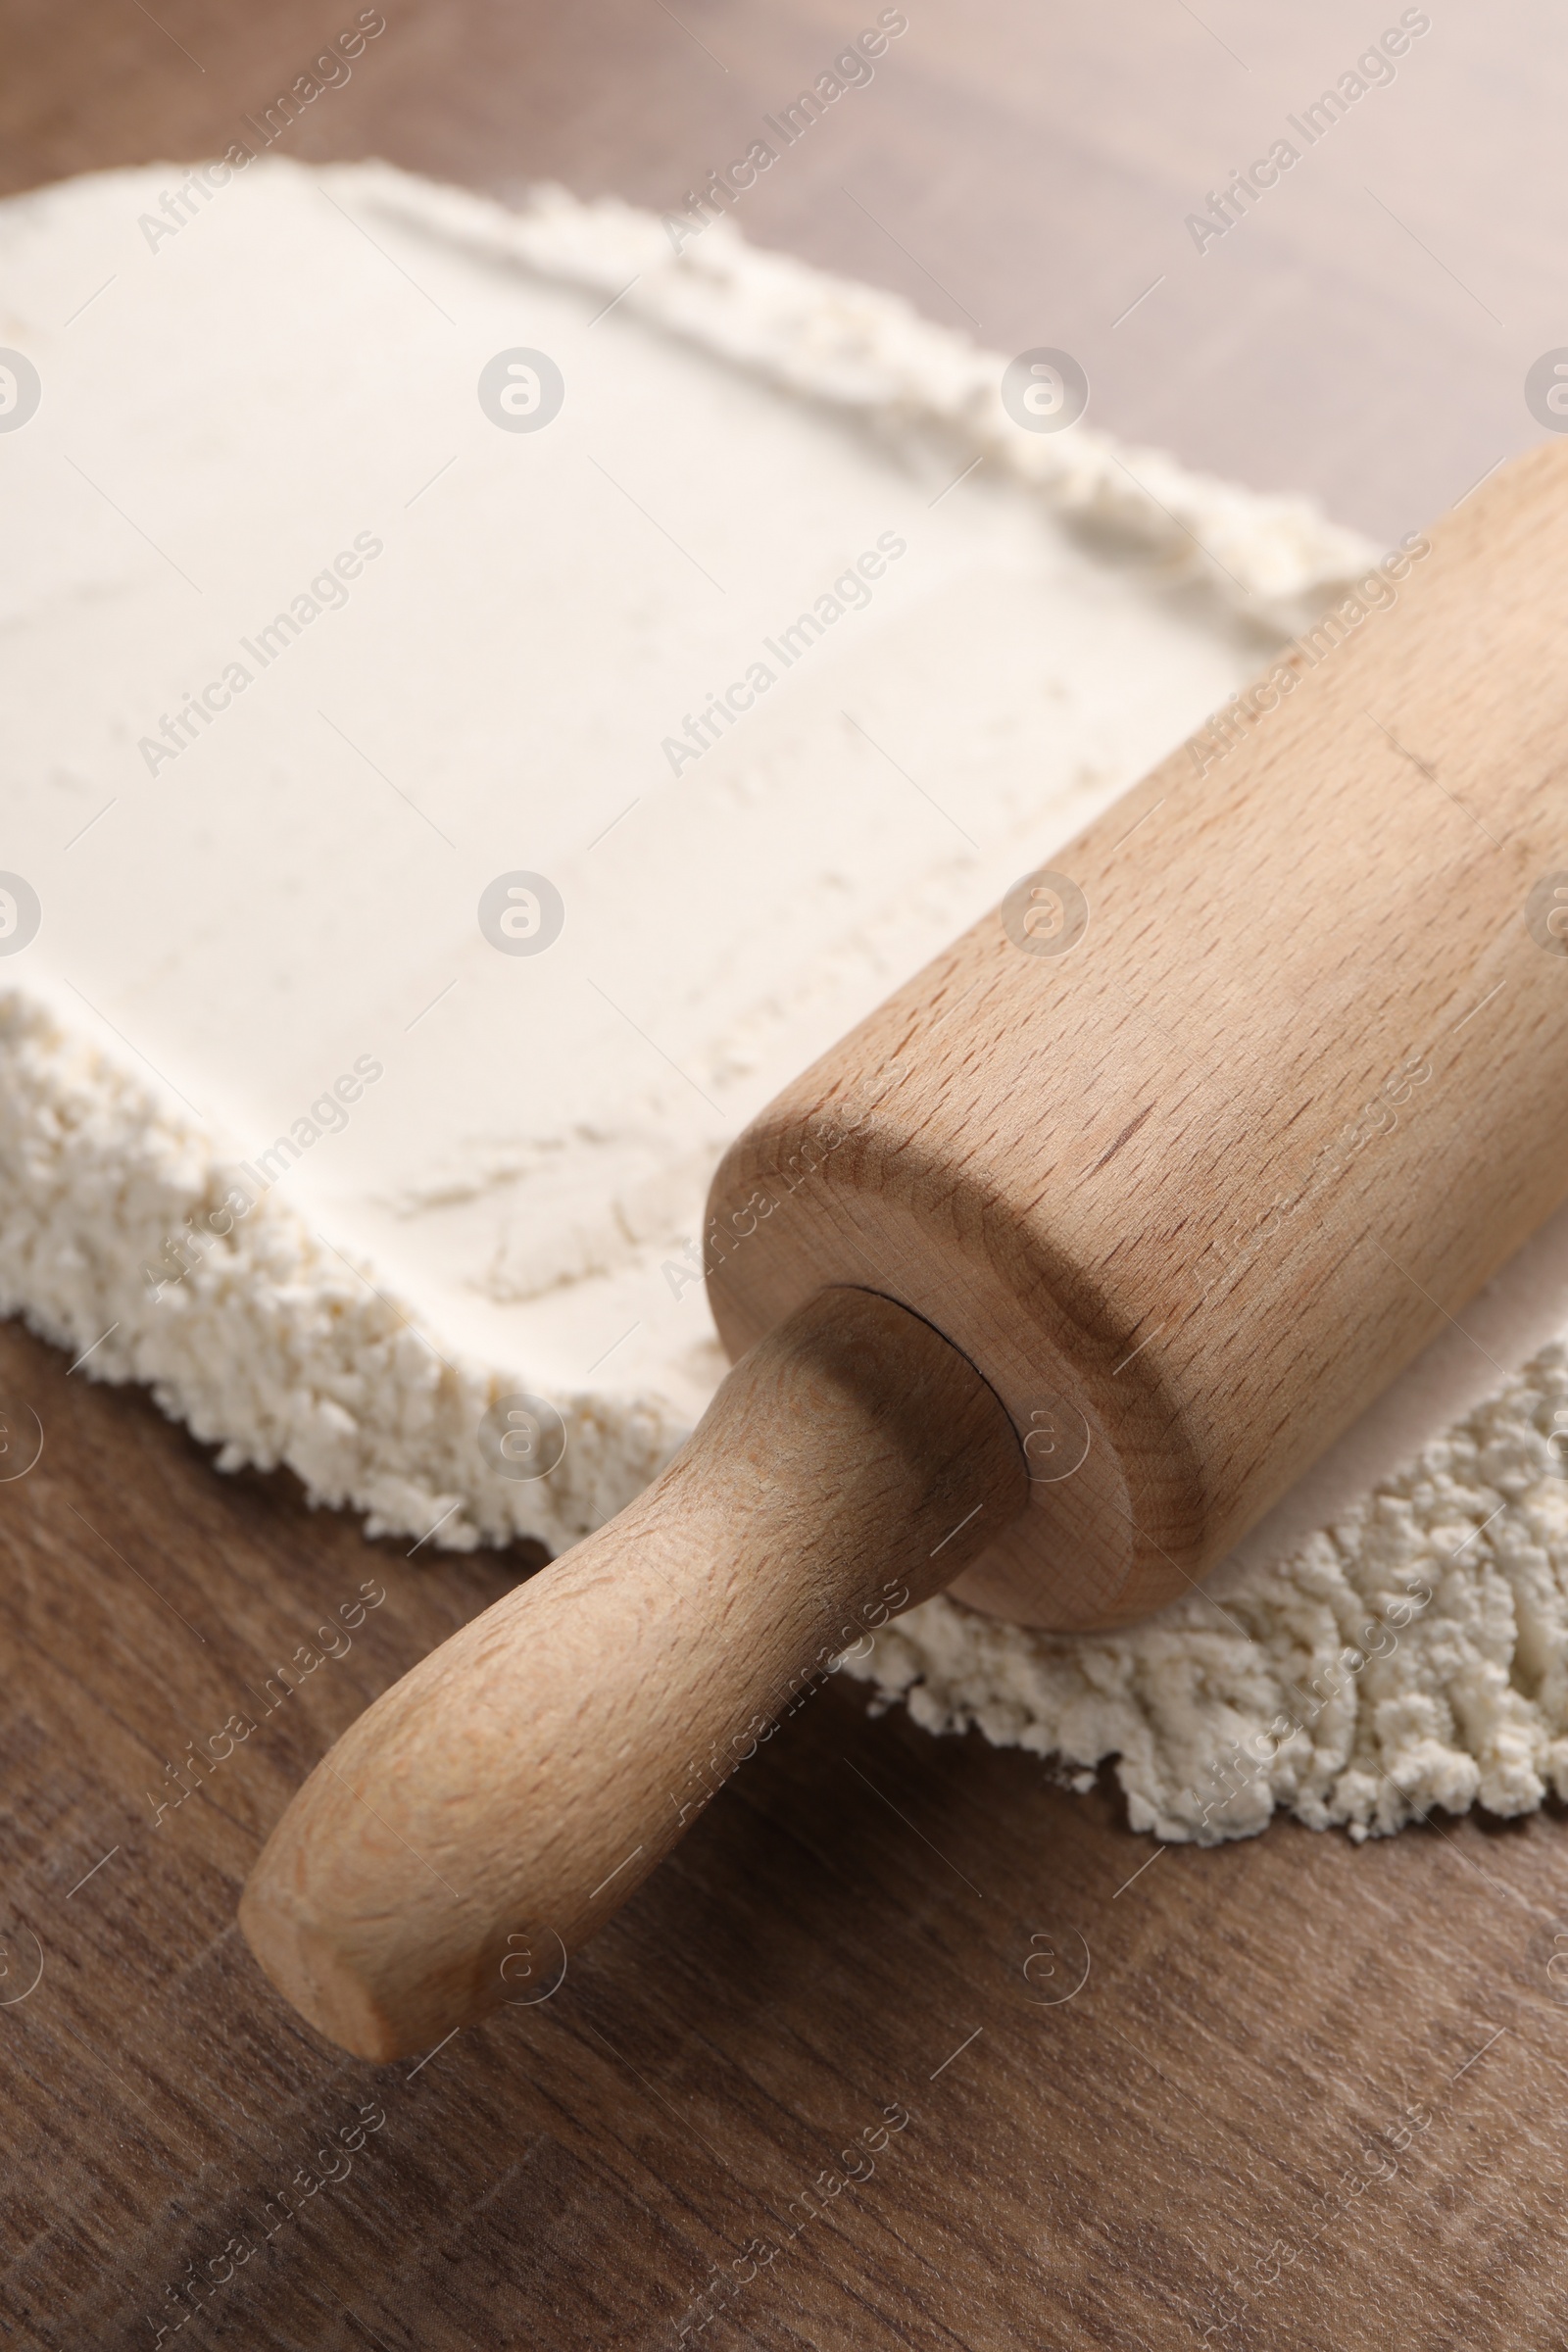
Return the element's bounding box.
[238,1867,413,2063]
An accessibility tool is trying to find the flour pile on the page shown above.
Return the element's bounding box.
[4,157,1564,1845]
[845,1347,1568,1841]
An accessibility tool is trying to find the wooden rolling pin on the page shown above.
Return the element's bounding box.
[242,442,1568,2060]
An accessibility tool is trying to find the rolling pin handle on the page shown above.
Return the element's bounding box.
[239,1286,1029,2059]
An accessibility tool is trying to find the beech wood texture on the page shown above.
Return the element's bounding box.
[710,440,1568,1629]
[11,7,1568,2348]
[242,1291,1028,2059]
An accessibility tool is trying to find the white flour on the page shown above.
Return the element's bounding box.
[845,1342,1568,1843]
[5,158,1564,1845]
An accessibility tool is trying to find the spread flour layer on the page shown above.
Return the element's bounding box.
[6,158,1562,1846]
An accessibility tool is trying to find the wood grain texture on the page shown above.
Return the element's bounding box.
[241,1290,1027,2058]
[710,442,1568,1627]
[7,3,1568,2346]
[5,1312,1568,2352]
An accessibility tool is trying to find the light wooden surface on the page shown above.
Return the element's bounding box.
[243,1289,1027,2057]
[7,6,1568,2349]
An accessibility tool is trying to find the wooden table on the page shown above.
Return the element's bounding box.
[4,6,1567,2346]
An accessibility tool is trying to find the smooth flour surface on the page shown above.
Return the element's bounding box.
[7,157,1564,1846]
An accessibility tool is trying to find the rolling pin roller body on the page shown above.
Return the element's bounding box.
[242,444,1568,2057]
[710,442,1568,1630]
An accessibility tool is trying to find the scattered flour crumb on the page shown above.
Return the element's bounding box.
[842,1359,1568,1844]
